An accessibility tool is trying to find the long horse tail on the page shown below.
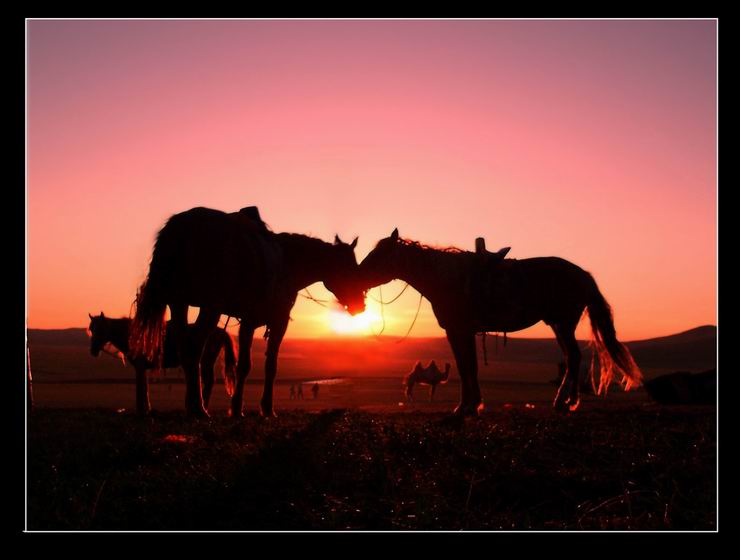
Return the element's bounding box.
[220,330,237,397]
[129,229,171,364]
[586,276,643,395]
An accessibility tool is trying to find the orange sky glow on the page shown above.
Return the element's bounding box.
[27,20,716,340]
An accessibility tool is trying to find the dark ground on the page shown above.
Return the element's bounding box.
[27,403,716,531]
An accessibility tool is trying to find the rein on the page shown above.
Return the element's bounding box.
[368,282,410,304]
[101,343,126,366]
[371,283,424,343]
[298,287,331,308]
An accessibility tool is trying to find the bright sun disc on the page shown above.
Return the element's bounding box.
[327,309,381,335]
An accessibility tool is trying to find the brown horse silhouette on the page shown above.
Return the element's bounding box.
[360,229,642,415]
[88,313,236,414]
[405,360,451,401]
[130,206,365,417]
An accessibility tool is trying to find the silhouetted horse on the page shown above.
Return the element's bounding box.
[88,312,236,414]
[405,360,451,402]
[130,206,365,417]
[360,229,642,415]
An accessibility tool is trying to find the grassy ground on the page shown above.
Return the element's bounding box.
[27,404,716,531]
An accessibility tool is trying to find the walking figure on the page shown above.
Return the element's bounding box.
[312,383,320,399]
[297,384,304,399]
[289,384,296,400]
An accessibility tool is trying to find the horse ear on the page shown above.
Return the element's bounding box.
[350,236,358,249]
[100,311,104,318]
[390,228,399,241]
[89,313,93,320]
[334,234,342,245]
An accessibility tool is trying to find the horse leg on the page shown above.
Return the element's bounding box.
[231,324,254,417]
[260,315,289,418]
[200,340,217,411]
[183,307,220,417]
[446,329,481,415]
[553,324,582,412]
[169,303,197,415]
[430,383,436,402]
[134,364,151,415]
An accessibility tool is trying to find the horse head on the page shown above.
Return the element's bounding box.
[322,235,366,316]
[87,311,109,357]
[358,227,403,288]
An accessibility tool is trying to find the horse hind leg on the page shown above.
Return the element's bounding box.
[200,342,218,412]
[231,324,254,418]
[183,307,221,418]
[552,324,582,412]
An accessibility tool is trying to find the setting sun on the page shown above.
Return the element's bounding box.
[326,308,383,335]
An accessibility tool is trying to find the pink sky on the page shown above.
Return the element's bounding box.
[27,19,716,340]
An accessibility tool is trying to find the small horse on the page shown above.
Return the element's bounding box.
[88,312,236,414]
[405,360,451,402]
[359,229,642,415]
[130,206,366,417]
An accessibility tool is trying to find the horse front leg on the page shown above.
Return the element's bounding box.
[134,363,151,415]
[260,315,289,418]
[446,328,481,416]
[231,324,254,417]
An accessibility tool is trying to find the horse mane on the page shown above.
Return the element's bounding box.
[378,237,468,255]
[276,232,333,247]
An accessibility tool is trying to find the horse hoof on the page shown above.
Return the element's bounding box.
[552,399,569,413]
[453,403,481,417]
[229,409,244,419]
[260,408,278,419]
[567,397,581,412]
[187,408,210,419]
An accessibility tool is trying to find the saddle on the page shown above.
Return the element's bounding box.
[468,246,526,331]
[230,206,284,303]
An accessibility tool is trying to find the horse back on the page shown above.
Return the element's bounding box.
[157,207,283,315]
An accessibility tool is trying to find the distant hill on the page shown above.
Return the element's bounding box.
[26,325,716,384]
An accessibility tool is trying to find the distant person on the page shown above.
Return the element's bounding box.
[297,384,304,399]
[312,383,320,399]
[289,384,296,400]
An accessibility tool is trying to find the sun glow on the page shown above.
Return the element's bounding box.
[326,308,383,335]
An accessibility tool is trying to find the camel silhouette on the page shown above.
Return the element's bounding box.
[404,360,452,402]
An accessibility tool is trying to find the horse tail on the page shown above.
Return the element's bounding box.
[129,228,171,364]
[586,276,643,394]
[220,330,237,397]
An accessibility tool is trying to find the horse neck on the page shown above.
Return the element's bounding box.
[277,234,336,291]
[107,318,132,353]
[395,244,458,304]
